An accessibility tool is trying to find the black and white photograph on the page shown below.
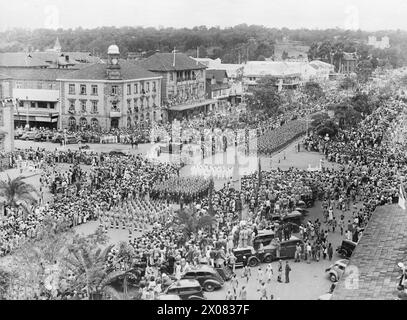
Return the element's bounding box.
[0,0,406,307]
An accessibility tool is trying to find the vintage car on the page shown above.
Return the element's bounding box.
[164,279,206,300]
[253,230,276,250]
[181,265,224,292]
[262,237,305,261]
[336,240,357,258]
[232,246,275,268]
[325,259,349,282]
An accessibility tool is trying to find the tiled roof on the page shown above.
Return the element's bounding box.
[0,53,49,68]
[0,67,75,81]
[206,69,229,82]
[332,204,407,300]
[30,52,102,65]
[139,52,207,72]
[58,61,158,80]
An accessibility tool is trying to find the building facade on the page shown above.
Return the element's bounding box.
[0,68,73,129]
[0,100,14,153]
[140,52,216,121]
[58,45,162,131]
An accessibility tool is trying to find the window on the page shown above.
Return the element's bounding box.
[134,83,138,94]
[91,100,98,113]
[91,118,99,128]
[152,82,156,92]
[111,85,118,95]
[16,81,23,89]
[80,117,87,127]
[37,81,43,89]
[80,84,86,95]
[91,85,98,95]
[19,101,24,108]
[127,99,131,110]
[30,102,36,109]
[68,100,76,113]
[68,117,76,127]
[68,84,75,95]
[127,84,131,95]
[146,82,150,93]
[169,73,173,81]
[80,100,87,113]
[140,83,145,94]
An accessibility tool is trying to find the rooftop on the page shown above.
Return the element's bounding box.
[0,53,49,68]
[140,52,207,72]
[206,69,228,82]
[332,204,407,300]
[58,61,158,81]
[0,67,76,81]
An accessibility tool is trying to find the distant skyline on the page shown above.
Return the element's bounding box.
[1,0,407,32]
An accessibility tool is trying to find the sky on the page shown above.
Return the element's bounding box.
[1,0,407,32]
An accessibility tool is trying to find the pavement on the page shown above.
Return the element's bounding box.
[6,137,357,300]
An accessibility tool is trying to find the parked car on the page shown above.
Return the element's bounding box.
[65,135,78,144]
[336,240,357,258]
[14,129,24,139]
[262,237,305,261]
[253,230,275,250]
[21,131,37,141]
[52,133,64,143]
[232,246,275,268]
[325,259,349,282]
[181,265,224,292]
[164,279,206,300]
[109,150,126,156]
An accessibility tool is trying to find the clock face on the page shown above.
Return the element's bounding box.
[112,58,118,65]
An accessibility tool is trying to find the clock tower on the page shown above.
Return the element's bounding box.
[106,44,122,80]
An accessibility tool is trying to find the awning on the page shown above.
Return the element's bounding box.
[168,99,217,112]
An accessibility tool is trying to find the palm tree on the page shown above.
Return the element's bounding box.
[0,175,39,215]
[174,207,216,241]
[63,243,115,299]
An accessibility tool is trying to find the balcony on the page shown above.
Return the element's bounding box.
[110,111,122,118]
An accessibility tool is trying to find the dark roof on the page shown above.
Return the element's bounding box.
[30,52,102,65]
[0,67,75,81]
[139,52,206,72]
[332,204,407,300]
[0,53,49,68]
[58,61,158,80]
[206,69,228,82]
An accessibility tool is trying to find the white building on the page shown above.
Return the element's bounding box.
[368,36,390,49]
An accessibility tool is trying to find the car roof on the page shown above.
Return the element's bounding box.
[188,265,217,273]
[169,279,201,287]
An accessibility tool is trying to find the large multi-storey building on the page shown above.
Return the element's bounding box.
[139,52,215,121]
[58,45,162,130]
[0,68,72,129]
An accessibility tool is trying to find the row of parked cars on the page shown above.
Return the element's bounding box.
[14,129,102,144]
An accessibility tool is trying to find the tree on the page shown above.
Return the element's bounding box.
[246,77,282,115]
[339,77,357,90]
[0,176,39,214]
[356,59,374,83]
[310,112,330,128]
[63,239,114,300]
[174,207,216,242]
[303,81,324,101]
[350,93,373,115]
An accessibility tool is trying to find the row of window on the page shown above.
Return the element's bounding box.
[68,100,98,113]
[16,81,58,90]
[67,97,158,114]
[68,82,158,96]
[126,82,157,95]
[67,113,158,128]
